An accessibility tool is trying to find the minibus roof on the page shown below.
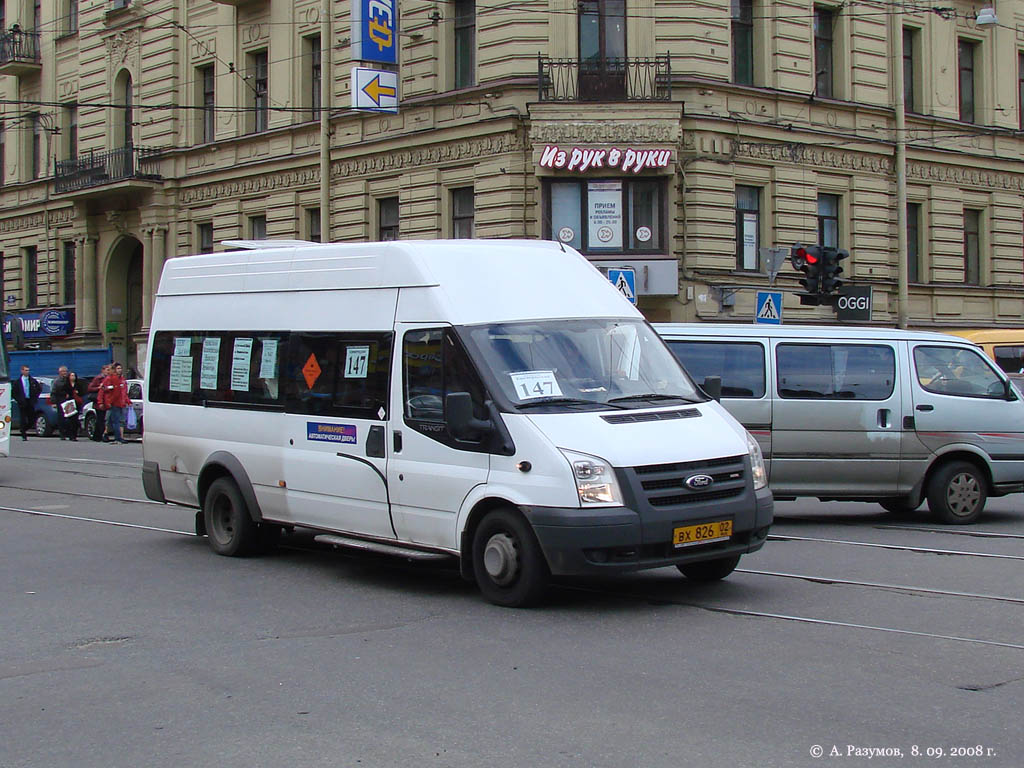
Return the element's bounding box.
[655,323,978,344]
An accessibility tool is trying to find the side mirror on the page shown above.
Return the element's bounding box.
[702,375,722,402]
[446,392,493,440]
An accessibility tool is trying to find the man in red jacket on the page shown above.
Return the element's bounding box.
[98,363,132,444]
[88,364,113,441]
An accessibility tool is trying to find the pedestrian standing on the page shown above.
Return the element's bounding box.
[99,363,131,444]
[88,364,112,441]
[11,365,41,441]
[61,372,86,441]
[50,365,71,440]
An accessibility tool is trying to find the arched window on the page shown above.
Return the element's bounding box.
[114,70,134,148]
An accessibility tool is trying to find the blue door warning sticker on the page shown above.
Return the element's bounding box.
[307,422,357,444]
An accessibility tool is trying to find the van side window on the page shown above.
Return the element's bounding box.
[666,340,765,398]
[285,333,392,419]
[776,343,895,400]
[993,345,1024,374]
[913,346,1005,399]
[403,328,489,449]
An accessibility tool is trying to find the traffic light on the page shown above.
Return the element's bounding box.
[819,247,848,296]
[790,243,823,305]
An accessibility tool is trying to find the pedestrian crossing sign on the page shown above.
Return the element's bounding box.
[607,268,637,305]
[755,291,783,324]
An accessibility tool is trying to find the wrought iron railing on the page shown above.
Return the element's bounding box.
[538,54,672,102]
[55,146,163,194]
[0,27,41,67]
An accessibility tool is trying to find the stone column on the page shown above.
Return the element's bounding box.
[152,225,167,300]
[80,236,99,334]
[142,228,154,332]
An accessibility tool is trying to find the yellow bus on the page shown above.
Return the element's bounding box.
[945,329,1024,375]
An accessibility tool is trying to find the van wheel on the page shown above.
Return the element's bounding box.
[879,498,919,515]
[927,461,986,525]
[471,508,549,608]
[677,554,741,582]
[204,477,260,556]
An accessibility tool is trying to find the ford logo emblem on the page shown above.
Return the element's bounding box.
[685,474,714,490]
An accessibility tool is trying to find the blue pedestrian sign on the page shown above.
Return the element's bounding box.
[608,268,636,305]
[755,291,783,324]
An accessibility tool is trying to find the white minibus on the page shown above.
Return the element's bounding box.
[657,323,1024,524]
[142,240,773,606]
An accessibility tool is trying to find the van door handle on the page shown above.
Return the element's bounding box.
[877,408,891,428]
[366,425,385,458]
[916,404,934,412]
[393,430,403,453]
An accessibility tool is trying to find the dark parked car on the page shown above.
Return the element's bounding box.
[10,376,59,436]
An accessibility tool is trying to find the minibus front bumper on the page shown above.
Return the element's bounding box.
[521,486,774,576]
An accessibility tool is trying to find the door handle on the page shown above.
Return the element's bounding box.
[877,408,891,428]
[393,430,403,453]
[916,404,934,412]
[366,425,385,458]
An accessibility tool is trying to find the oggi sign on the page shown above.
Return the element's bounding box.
[836,287,872,321]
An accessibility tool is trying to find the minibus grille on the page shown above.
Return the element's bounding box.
[624,455,747,509]
[602,408,701,424]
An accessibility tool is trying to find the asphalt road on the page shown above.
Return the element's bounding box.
[1,437,1022,768]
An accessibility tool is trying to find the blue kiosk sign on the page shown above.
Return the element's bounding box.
[352,0,397,65]
[2,309,75,339]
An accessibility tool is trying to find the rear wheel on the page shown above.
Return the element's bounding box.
[471,508,549,608]
[35,413,52,437]
[927,461,986,525]
[203,477,261,556]
[84,412,97,440]
[677,554,741,582]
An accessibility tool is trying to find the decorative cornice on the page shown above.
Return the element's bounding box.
[0,207,76,233]
[530,122,678,145]
[179,168,320,204]
[332,133,528,179]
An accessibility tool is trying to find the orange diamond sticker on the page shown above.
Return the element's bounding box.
[302,353,322,389]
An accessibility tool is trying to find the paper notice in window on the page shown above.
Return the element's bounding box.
[200,337,221,390]
[231,338,254,391]
[509,370,563,400]
[173,337,192,357]
[169,355,193,393]
[259,339,278,379]
[344,345,370,379]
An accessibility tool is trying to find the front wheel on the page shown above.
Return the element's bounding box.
[677,554,742,582]
[84,412,97,440]
[35,413,52,437]
[203,477,261,556]
[471,508,549,608]
[927,461,987,525]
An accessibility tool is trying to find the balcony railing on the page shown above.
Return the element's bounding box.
[55,145,163,194]
[0,27,42,73]
[538,54,672,102]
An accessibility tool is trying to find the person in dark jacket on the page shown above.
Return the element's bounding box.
[11,365,42,441]
[50,365,71,440]
[57,371,86,441]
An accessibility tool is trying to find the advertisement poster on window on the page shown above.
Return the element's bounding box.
[587,181,623,249]
[742,212,758,270]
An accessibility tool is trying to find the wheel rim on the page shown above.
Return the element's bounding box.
[208,494,236,545]
[946,472,981,517]
[483,532,519,586]
[35,416,48,434]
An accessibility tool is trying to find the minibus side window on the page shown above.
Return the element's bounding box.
[403,328,489,449]
[776,343,895,400]
[913,346,1006,399]
[666,340,765,398]
[993,345,1024,374]
[285,333,392,419]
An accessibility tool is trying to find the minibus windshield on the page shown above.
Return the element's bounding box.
[463,319,702,411]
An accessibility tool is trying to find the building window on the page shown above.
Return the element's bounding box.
[454,0,476,89]
[1019,52,1024,131]
[544,179,666,255]
[964,208,981,285]
[63,104,77,160]
[732,0,754,86]
[0,122,5,187]
[25,246,38,307]
[813,6,834,99]
[306,36,321,121]
[958,40,976,124]
[62,241,75,305]
[578,0,627,100]
[30,113,43,179]
[379,197,399,240]
[903,27,918,113]
[120,72,134,147]
[907,202,922,284]
[249,51,269,133]
[197,65,215,144]
[452,187,475,238]
[735,185,760,271]
[249,215,267,240]
[307,208,321,242]
[198,223,214,254]
[68,0,79,34]
[817,193,840,248]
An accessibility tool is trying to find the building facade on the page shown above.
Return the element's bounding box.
[1,0,1023,371]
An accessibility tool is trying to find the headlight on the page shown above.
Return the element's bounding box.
[560,449,623,506]
[746,431,768,490]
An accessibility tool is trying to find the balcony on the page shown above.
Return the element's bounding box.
[538,55,672,102]
[54,146,163,196]
[0,27,42,76]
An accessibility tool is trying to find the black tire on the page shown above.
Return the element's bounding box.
[927,460,987,525]
[879,498,919,514]
[677,554,742,582]
[84,412,97,440]
[471,508,549,608]
[203,477,261,556]
[35,413,52,437]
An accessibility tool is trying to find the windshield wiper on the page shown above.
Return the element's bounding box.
[607,393,699,404]
[517,397,623,410]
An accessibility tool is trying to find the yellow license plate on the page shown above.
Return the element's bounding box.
[673,520,733,548]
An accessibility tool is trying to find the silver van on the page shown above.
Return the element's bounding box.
[655,324,1024,524]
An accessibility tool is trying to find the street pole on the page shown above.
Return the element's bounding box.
[320,0,332,242]
[892,14,909,329]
